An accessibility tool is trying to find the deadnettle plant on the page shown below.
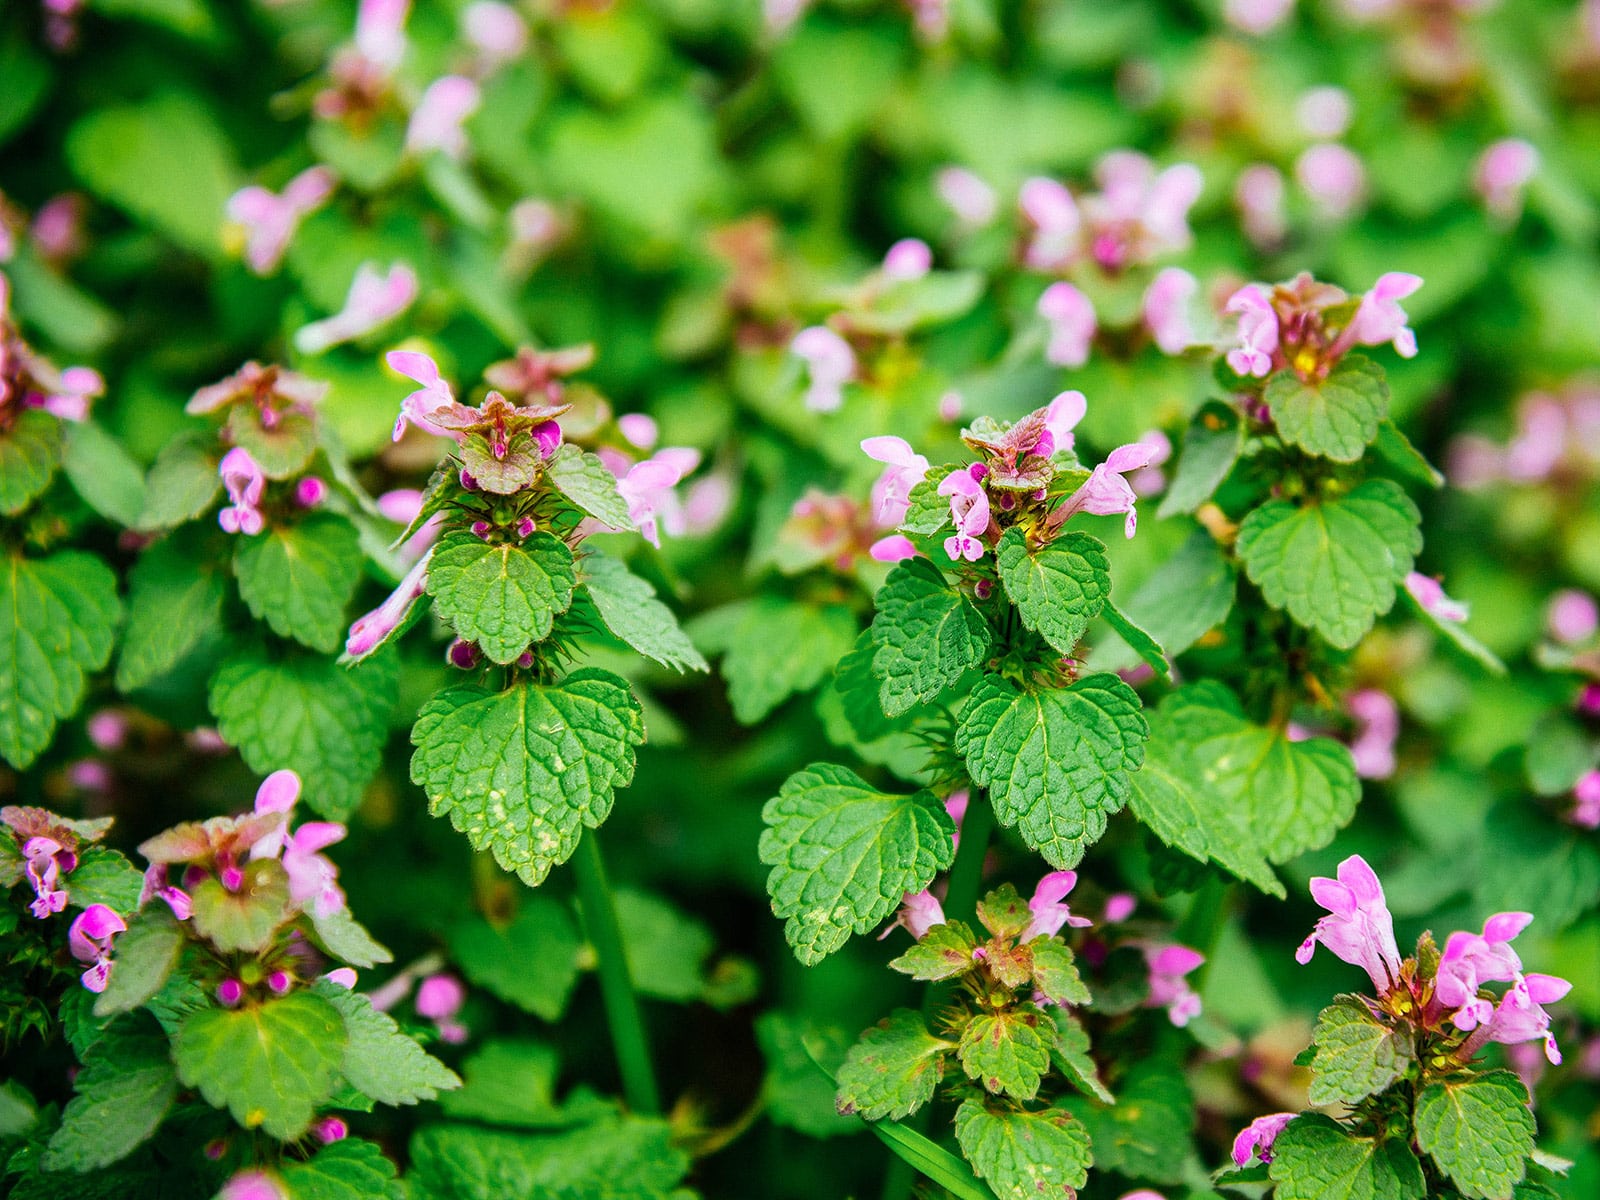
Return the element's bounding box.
[1227,856,1571,1199]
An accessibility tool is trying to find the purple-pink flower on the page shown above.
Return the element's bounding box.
[791,326,856,413]
[1404,572,1468,623]
[861,435,930,526]
[1547,589,1599,645]
[23,836,69,918]
[247,768,347,918]
[226,166,337,276]
[218,447,267,536]
[1038,282,1096,368]
[1475,138,1538,224]
[1144,944,1204,1026]
[1339,271,1423,359]
[1231,1112,1295,1167]
[295,262,419,355]
[1346,688,1399,780]
[1021,871,1093,941]
[1572,771,1600,831]
[936,166,998,229]
[617,449,701,546]
[880,889,945,941]
[139,862,192,921]
[416,972,469,1043]
[69,903,125,993]
[407,76,481,159]
[1143,267,1197,355]
[1461,973,1572,1065]
[882,238,932,281]
[462,2,527,74]
[219,1169,288,1200]
[1019,177,1080,271]
[1435,911,1532,1020]
[387,350,455,441]
[1295,855,1402,995]
[1296,143,1366,220]
[1235,164,1288,249]
[937,465,990,562]
[1049,442,1160,538]
[1225,284,1280,378]
[346,548,432,658]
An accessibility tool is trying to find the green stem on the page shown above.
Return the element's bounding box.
[881,790,996,1200]
[573,831,662,1116]
[1176,875,1232,991]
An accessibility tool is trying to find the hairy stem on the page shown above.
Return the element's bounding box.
[573,831,662,1116]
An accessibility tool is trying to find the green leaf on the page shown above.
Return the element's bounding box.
[1414,1072,1536,1200]
[691,596,858,724]
[995,529,1111,657]
[209,648,397,822]
[1308,999,1415,1105]
[1101,599,1170,680]
[307,908,393,970]
[189,860,292,953]
[173,991,347,1140]
[116,531,227,692]
[545,444,636,531]
[94,906,184,1017]
[609,887,716,1003]
[956,673,1147,870]
[1096,532,1235,672]
[868,557,990,717]
[1047,1010,1113,1104]
[889,920,981,982]
[318,984,461,1106]
[0,410,64,516]
[1157,401,1244,518]
[410,671,645,887]
[835,1009,953,1121]
[408,1117,690,1200]
[1129,683,1354,879]
[1475,801,1600,930]
[865,1118,996,1200]
[135,434,220,532]
[439,1040,599,1129]
[1059,1059,1193,1184]
[756,1015,859,1139]
[1404,586,1507,675]
[0,550,121,769]
[450,899,585,1020]
[578,553,707,673]
[954,1099,1092,1199]
[1029,939,1091,1006]
[427,530,577,665]
[281,1138,400,1200]
[1266,355,1389,462]
[1268,1113,1427,1200]
[65,846,144,912]
[959,1010,1050,1101]
[62,420,146,527]
[1372,420,1444,489]
[233,513,364,654]
[1237,479,1422,649]
[66,93,238,257]
[759,763,956,965]
[42,1011,176,1171]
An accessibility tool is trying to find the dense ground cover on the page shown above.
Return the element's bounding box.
[2,1,1599,1197]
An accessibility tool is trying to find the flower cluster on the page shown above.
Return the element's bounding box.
[1225,271,1422,382]
[2,806,112,920]
[0,270,103,428]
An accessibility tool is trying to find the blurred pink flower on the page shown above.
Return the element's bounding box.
[346,548,432,658]
[1295,143,1366,220]
[1144,944,1204,1025]
[936,166,998,229]
[1296,86,1354,140]
[1143,267,1197,355]
[1038,282,1096,367]
[69,904,125,993]
[882,238,932,281]
[295,262,418,354]
[1235,164,1288,249]
[226,166,336,276]
[407,76,481,159]
[1346,688,1399,779]
[1224,0,1294,34]
[462,2,527,74]
[1405,572,1468,623]
[1475,138,1538,225]
[862,435,930,526]
[1547,589,1598,644]
[1019,177,1080,270]
[791,326,855,413]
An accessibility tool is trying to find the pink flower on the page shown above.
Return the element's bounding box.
[1504,394,1567,482]
[763,0,811,36]
[1466,974,1572,1065]
[1475,139,1538,223]
[1144,944,1204,1026]
[1404,572,1468,623]
[69,904,125,993]
[880,889,945,941]
[791,326,855,413]
[1235,164,1288,249]
[1225,284,1280,377]
[1019,177,1080,270]
[1129,429,1171,496]
[945,791,969,846]
[1295,855,1402,995]
[1143,268,1197,355]
[218,447,267,536]
[1547,589,1598,645]
[86,709,127,751]
[1296,87,1354,140]
[386,350,456,441]
[617,413,659,451]
[31,194,87,264]
[312,1116,349,1145]
[406,76,481,159]
[1084,153,1202,267]
[346,547,432,658]
[1040,390,1088,456]
[283,823,347,918]
[1572,772,1600,831]
[1021,871,1093,941]
[23,836,69,918]
[225,166,337,275]
[1346,688,1399,780]
[139,863,192,921]
[936,166,998,229]
[324,967,358,989]
[1231,1112,1296,1166]
[1104,893,1137,923]
[861,435,930,526]
[938,466,990,562]
[1436,911,1532,1018]
[219,1169,288,1200]
[355,0,410,71]
[462,2,527,73]
[1296,143,1366,220]
[20,360,102,423]
[882,238,932,281]
[1341,272,1423,359]
[1037,282,1096,368]
[1050,442,1159,538]
[295,262,419,355]
[296,477,328,508]
[617,450,700,546]
[416,971,467,1040]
